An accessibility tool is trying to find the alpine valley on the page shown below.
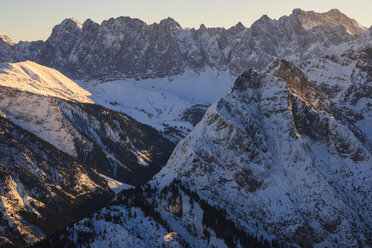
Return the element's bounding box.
[0,8,370,248]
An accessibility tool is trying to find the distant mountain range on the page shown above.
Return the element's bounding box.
[0,8,371,248]
[0,9,368,81]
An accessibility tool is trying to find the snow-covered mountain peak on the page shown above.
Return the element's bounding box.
[229,67,261,93]
[61,17,83,29]
[0,34,14,46]
[82,18,96,26]
[101,16,147,30]
[228,21,246,32]
[0,60,93,103]
[159,17,182,27]
[65,17,81,25]
[252,14,275,27]
[52,18,82,37]
[153,61,371,247]
[290,8,367,35]
[99,16,181,32]
[80,18,101,35]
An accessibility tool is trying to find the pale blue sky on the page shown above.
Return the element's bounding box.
[1,0,371,42]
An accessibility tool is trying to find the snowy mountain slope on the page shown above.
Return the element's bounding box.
[152,63,372,247]
[0,87,174,186]
[0,61,175,185]
[0,60,175,246]
[0,61,93,103]
[0,111,112,247]
[297,28,372,142]
[78,69,233,142]
[0,9,366,81]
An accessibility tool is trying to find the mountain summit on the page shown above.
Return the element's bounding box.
[152,60,371,247]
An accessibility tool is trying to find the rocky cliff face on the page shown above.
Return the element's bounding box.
[0,35,42,65]
[36,18,83,77]
[152,61,371,247]
[0,111,112,247]
[297,27,372,144]
[291,8,366,35]
[0,9,366,81]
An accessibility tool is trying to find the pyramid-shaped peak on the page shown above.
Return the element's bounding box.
[51,18,83,38]
[234,21,245,29]
[251,14,274,28]
[159,17,181,27]
[259,14,272,21]
[230,68,262,93]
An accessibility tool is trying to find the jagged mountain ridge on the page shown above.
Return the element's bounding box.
[0,9,367,80]
[292,8,366,34]
[151,61,371,247]
[65,26,372,144]
[0,110,113,247]
[0,8,363,144]
[0,61,175,186]
[0,35,42,67]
